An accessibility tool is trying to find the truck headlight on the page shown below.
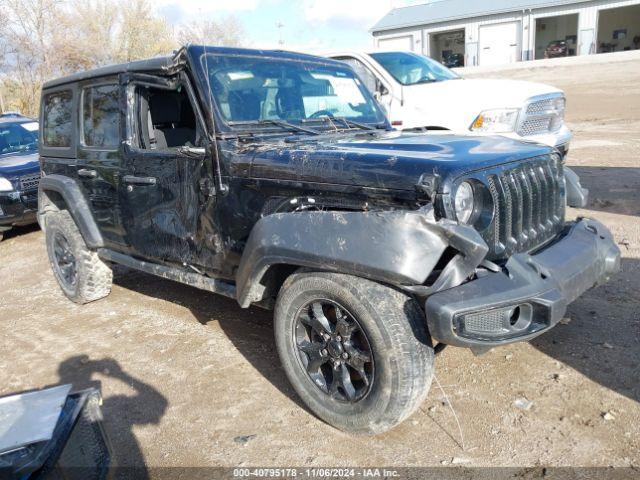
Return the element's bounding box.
[470,108,520,133]
[455,181,474,224]
[549,96,566,132]
[0,177,13,192]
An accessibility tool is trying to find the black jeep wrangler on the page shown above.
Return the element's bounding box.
[38,46,620,434]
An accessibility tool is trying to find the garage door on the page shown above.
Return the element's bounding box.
[479,22,520,66]
[378,35,414,51]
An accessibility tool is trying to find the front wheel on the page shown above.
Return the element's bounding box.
[274,272,434,435]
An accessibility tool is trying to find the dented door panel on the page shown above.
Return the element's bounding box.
[119,148,204,267]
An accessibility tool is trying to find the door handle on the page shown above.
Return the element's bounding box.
[78,168,98,178]
[123,175,157,186]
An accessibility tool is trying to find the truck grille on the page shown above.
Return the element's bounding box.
[20,173,41,191]
[483,155,565,260]
[517,95,565,137]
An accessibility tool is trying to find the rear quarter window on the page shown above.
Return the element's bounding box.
[43,90,73,147]
[82,84,120,148]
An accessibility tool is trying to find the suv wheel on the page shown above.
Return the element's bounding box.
[45,210,113,304]
[275,272,434,434]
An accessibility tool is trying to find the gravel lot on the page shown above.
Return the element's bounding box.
[1,55,639,472]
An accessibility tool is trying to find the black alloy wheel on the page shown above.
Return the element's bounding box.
[293,299,374,403]
[52,231,78,289]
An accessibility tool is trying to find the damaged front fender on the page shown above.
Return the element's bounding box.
[235,208,489,308]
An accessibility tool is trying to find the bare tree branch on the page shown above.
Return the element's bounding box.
[178,16,246,47]
[0,0,248,116]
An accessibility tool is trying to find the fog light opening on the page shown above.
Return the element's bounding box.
[509,306,521,326]
[509,304,533,331]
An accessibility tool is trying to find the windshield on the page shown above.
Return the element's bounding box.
[0,120,39,155]
[200,54,387,130]
[370,52,459,86]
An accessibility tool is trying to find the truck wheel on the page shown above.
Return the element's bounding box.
[45,210,112,304]
[274,272,434,434]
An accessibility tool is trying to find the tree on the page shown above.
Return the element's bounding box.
[0,0,65,116]
[61,0,120,69]
[115,0,174,63]
[0,0,247,116]
[177,16,246,47]
[0,0,175,116]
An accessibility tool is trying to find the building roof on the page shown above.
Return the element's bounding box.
[372,0,588,32]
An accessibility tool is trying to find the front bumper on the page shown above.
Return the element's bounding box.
[565,166,589,208]
[425,218,620,350]
[0,190,38,231]
[501,124,572,152]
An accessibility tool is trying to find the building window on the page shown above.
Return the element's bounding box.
[83,85,120,148]
[43,90,73,147]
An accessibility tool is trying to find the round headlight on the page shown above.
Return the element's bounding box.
[0,177,13,192]
[455,181,474,224]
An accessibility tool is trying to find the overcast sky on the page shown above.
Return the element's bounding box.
[155,0,414,52]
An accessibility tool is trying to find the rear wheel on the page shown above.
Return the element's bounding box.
[45,210,112,304]
[275,272,434,435]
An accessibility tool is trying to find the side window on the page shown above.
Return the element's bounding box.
[338,57,379,95]
[136,86,198,150]
[43,90,73,147]
[82,84,120,148]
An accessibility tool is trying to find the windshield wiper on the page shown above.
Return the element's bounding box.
[228,119,320,135]
[303,114,376,131]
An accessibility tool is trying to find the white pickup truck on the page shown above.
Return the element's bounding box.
[326,50,587,206]
[327,50,572,155]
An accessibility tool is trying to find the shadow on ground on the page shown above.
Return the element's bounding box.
[1,223,39,241]
[50,355,168,479]
[570,166,640,217]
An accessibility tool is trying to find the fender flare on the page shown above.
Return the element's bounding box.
[234,209,488,308]
[38,175,104,249]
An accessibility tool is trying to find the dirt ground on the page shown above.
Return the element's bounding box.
[1,56,639,472]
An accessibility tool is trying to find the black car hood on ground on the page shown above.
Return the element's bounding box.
[247,131,553,193]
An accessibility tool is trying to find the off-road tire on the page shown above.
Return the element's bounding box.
[275,272,434,435]
[45,210,112,304]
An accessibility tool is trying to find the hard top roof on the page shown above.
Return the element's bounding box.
[42,45,347,90]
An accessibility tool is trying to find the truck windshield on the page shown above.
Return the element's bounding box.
[370,52,459,86]
[0,121,39,155]
[200,54,387,131]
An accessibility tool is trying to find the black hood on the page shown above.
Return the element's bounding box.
[247,131,553,194]
[0,151,40,179]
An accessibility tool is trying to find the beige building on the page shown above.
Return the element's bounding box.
[371,0,640,66]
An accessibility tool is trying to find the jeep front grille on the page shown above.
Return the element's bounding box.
[517,94,565,137]
[483,155,565,260]
[20,173,41,191]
